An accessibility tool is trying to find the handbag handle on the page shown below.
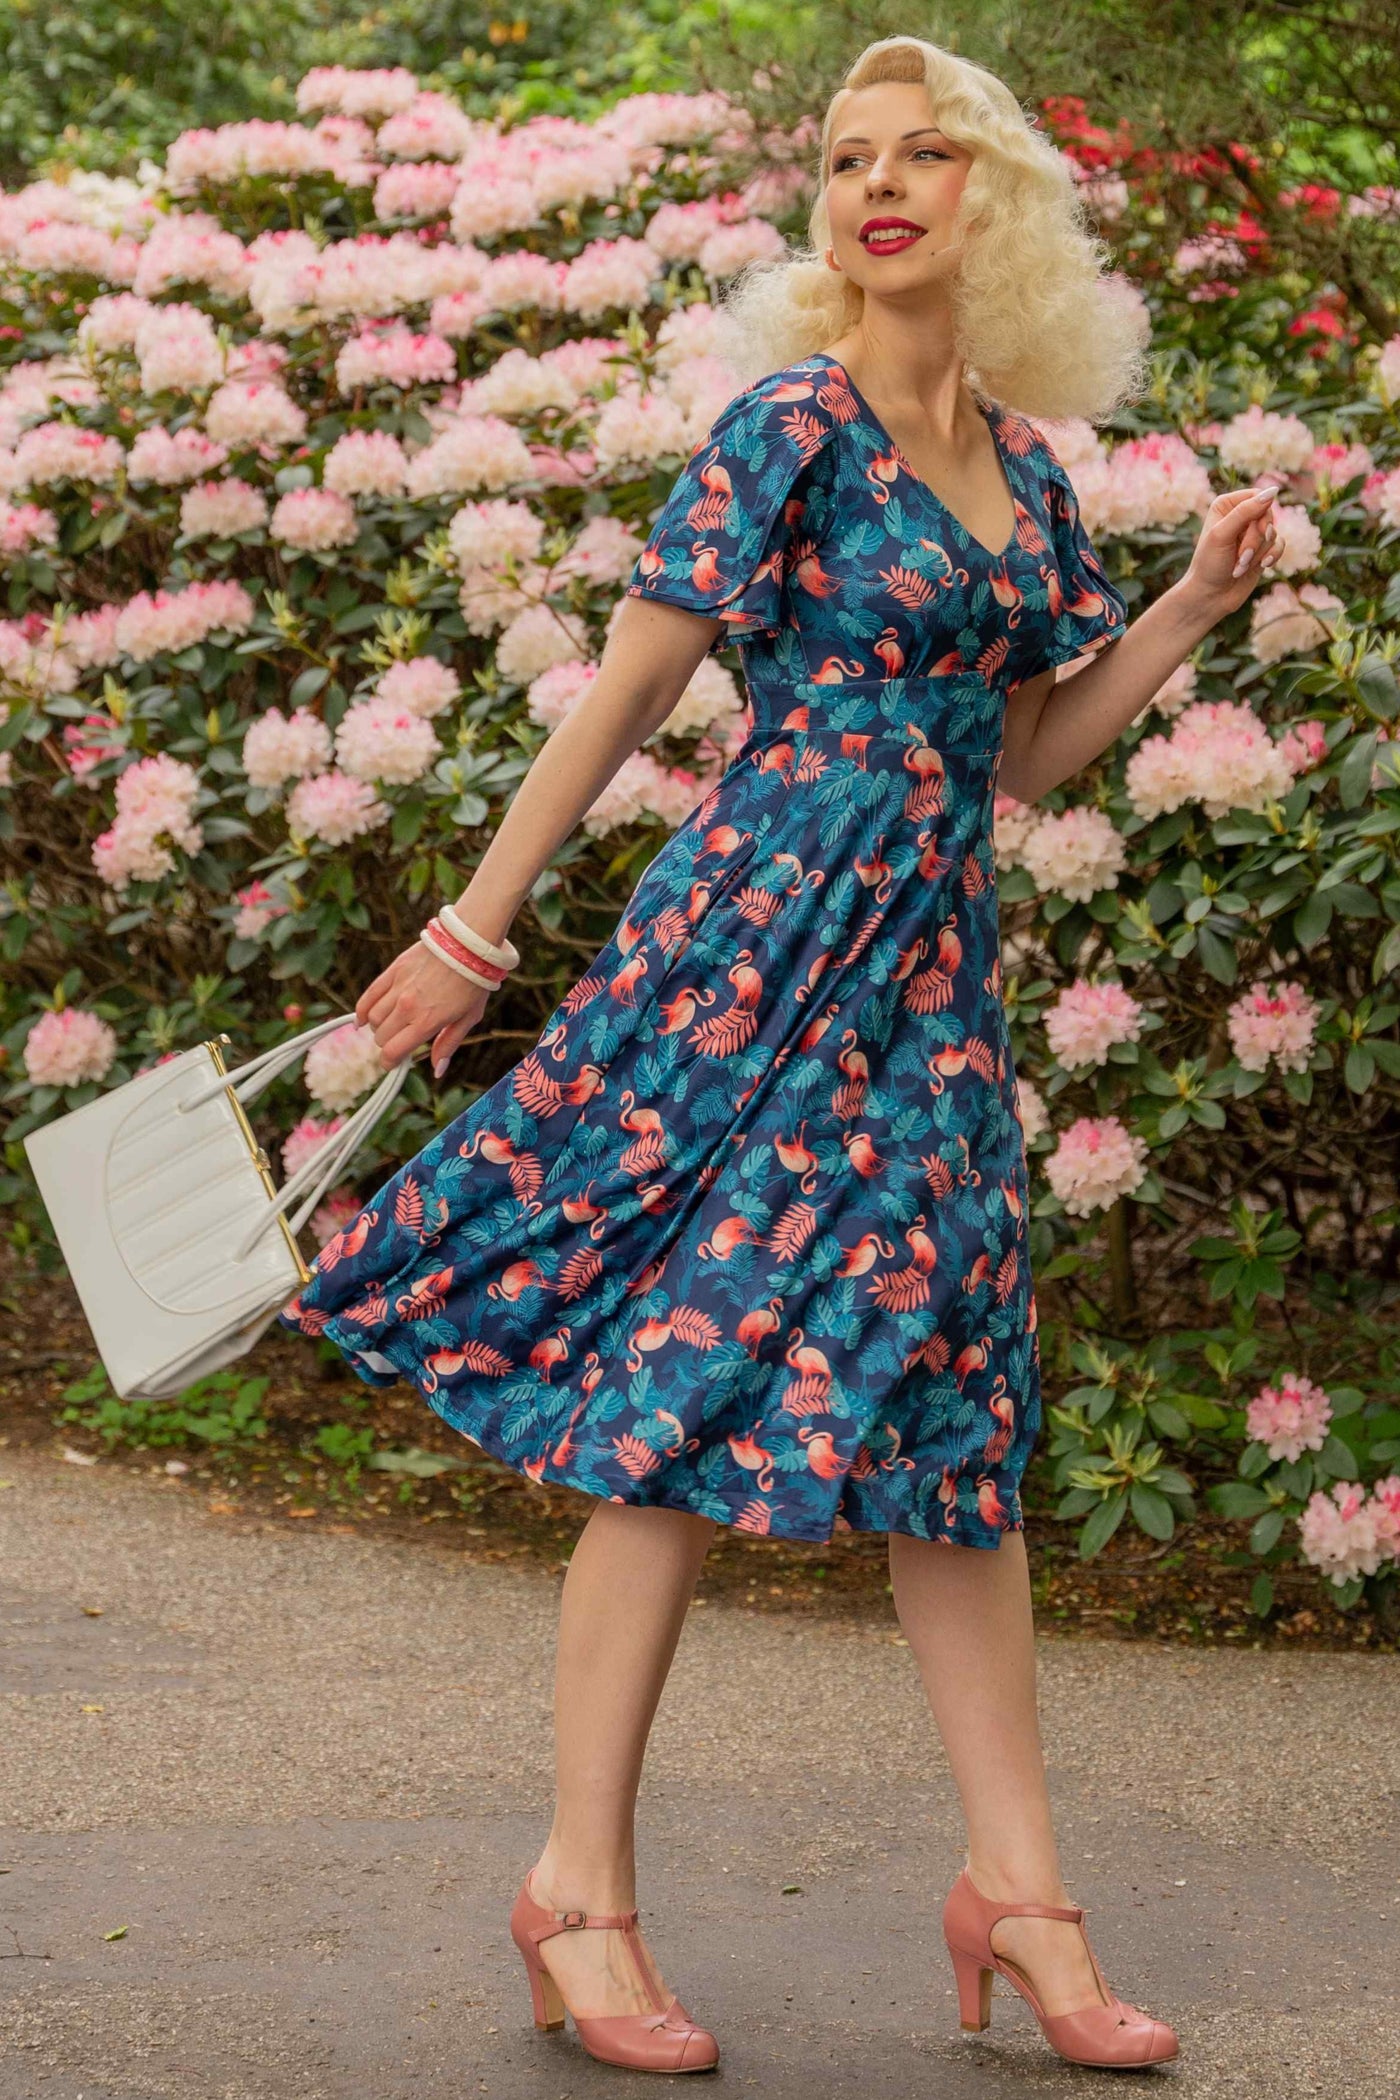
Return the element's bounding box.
[167,1013,412,1265]
[230,1057,411,1264]
[176,1010,363,1115]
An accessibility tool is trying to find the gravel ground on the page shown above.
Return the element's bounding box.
[0,1448,1396,2099]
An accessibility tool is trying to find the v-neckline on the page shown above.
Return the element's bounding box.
[810,351,1019,562]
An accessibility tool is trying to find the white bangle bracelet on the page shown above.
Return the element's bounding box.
[438,901,519,971]
[419,925,499,993]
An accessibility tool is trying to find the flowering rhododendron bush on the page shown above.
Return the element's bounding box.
[1,69,1398,1611]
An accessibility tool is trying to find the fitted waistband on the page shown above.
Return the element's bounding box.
[734,721,1003,764]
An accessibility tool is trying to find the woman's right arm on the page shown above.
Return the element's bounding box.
[355,595,723,1074]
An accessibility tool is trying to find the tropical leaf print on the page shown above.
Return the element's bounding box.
[279,350,1129,1550]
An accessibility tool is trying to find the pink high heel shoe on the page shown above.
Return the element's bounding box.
[510,1868,720,2073]
[942,1866,1179,2067]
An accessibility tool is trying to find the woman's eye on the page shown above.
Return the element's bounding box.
[833,148,949,171]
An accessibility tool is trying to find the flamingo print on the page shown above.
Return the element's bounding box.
[280,347,1127,1551]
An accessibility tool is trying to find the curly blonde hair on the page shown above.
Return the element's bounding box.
[712,35,1150,424]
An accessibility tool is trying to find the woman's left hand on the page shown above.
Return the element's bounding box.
[1181,483,1284,616]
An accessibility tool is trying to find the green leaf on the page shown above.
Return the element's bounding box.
[1356,655,1399,720]
[1129,1482,1175,1540]
[1206,1481,1273,1518]
[1315,1432,1359,1481]
[289,665,330,707]
[1078,1492,1128,1558]
[1249,1508,1285,1554]
[1194,924,1239,984]
[1249,1572,1274,1616]
[1344,1045,1376,1092]
[391,797,427,847]
[1293,891,1333,948]
[1338,730,1379,810]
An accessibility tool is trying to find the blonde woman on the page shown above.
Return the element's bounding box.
[281,33,1281,2075]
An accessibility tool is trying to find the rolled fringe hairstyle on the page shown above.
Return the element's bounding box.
[712,35,1151,423]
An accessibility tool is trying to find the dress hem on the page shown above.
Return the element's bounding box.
[289,1307,1028,1554]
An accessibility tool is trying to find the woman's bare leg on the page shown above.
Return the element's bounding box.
[887,1528,1109,2015]
[528,1500,717,2016]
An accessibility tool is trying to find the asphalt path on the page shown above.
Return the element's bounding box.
[1,1450,1396,2098]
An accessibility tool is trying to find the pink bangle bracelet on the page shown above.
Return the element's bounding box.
[422,915,512,989]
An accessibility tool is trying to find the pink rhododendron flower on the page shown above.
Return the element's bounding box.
[1298,1481,1393,1584]
[242,704,333,787]
[231,877,289,938]
[1275,717,1330,776]
[179,476,268,537]
[1043,1114,1149,1217]
[1369,331,1400,406]
[335,324,456,393]
[1308,440,1373,495]
[1225,980,1320,1073]
[1216,403,1315,476]
[62,603,123,669]
[114,579,255,661]
[0,500,57,557]
[447,495,544,572]
[323,429,408,496]
[285,767,389,845]
[23,1006,118,1086]
[1247,581,1344,664]
[270,486,358,551]
[377,90,476,161]
[205,379,307,448]
[372,656,459,718]
[303,1019,385,1111]
[373,162,462,221]
[1245,1371,1333,1462]
[1262,500,1322,575]
[91,751,204,889]
[11,422,124,488]
[1371,467,1400,532]
[403,413,537,498]
[281,1112,347,1178]
[296,66,419,120]
[334,698,441,783]
[126,424,229,486]
[1014,1076,1049,1145]
[1124,698,1295,819]
[1018,805,1127,902]
[525,657,598,731]
[494,601,590,684]
[1043,979,1145,1068]
[134,304,226,393]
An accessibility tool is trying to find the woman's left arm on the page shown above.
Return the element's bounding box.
[999,483,1283,805]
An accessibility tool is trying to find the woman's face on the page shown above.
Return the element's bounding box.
[823,80,974,297]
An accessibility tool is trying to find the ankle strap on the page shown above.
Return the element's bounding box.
[542,1905,640,1933]
[961,1871,1085,1924]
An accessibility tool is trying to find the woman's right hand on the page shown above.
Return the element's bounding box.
[355,942,492,1079]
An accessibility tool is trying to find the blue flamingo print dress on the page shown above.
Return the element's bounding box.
[279,350,1127,1548]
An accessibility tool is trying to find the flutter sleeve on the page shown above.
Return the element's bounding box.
[624,372,836,656]
[1037,444,1129,672]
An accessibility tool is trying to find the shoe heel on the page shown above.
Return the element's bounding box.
[516,1939,566,2032]
[948,1943,994,2032]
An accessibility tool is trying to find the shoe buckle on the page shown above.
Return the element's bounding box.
[561,1908,587,1928]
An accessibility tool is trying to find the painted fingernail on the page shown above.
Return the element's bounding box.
[433,1056,445,1078]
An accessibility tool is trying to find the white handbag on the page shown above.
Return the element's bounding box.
[22,1012,410,1402]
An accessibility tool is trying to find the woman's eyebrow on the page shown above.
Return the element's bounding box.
[832,127,948,148]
